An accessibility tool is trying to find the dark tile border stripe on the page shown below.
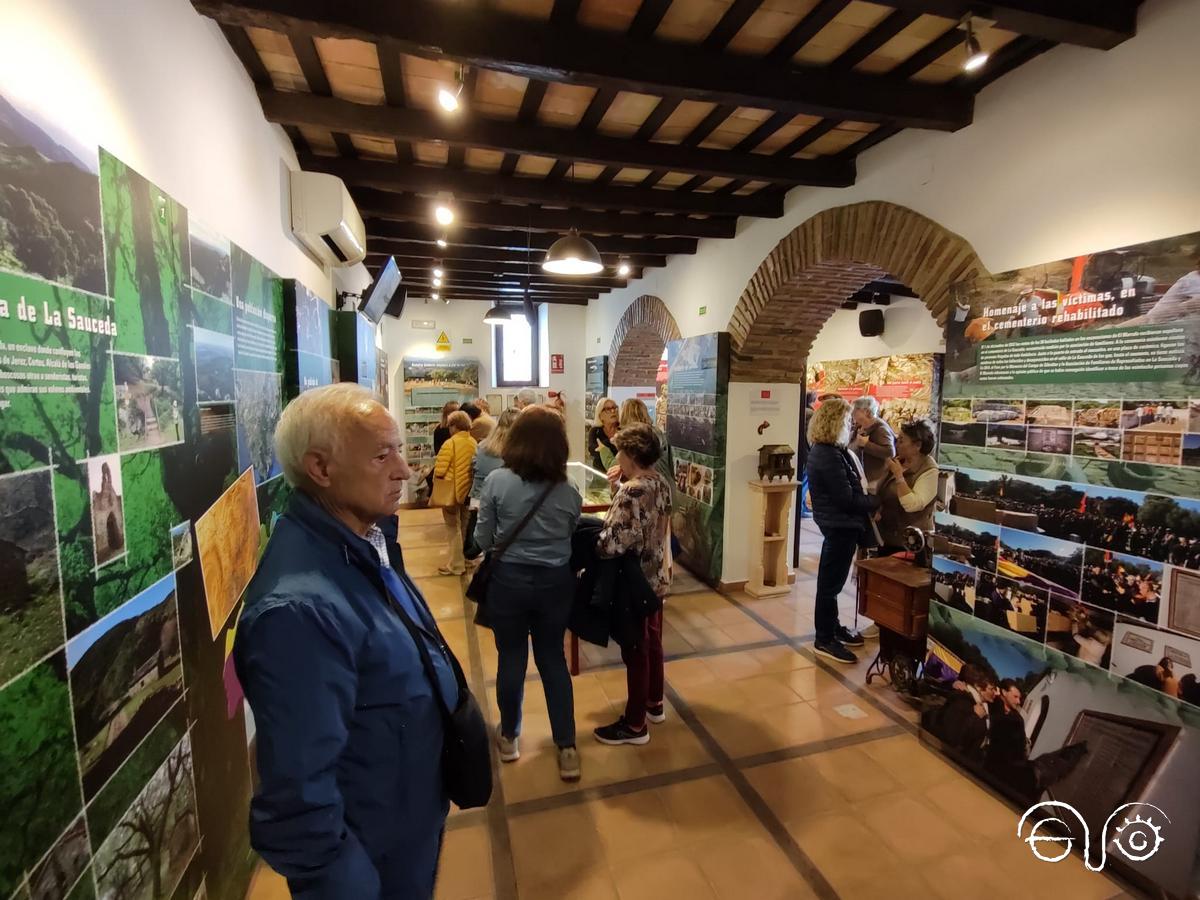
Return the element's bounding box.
[664,683,841,900]
[504,762,725,819]
[733,723,906,771]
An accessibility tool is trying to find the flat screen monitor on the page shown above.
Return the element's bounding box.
[359,256,402,323]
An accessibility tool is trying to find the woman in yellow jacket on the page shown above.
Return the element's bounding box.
[434,410,478,575]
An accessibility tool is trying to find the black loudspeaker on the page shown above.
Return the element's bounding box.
[859,308,885,337]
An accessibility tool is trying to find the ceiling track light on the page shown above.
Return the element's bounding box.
[961,16,989,72]
[616,258,631,277]
[432,266,445,279]
[436,237,448,249]
[437,65,466,112]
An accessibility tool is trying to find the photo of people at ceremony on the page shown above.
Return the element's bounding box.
[1045,596,1115,668]
[1081,547,1163,624]
[997,526,1084,599]
[933,556,977,614]
[933,511,998,571]
[974,573,1048,640]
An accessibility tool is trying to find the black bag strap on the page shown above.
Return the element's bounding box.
[381,580,466,723]
[491,481,557,561]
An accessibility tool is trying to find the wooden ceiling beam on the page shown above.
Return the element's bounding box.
[354,189,739,238]
[257,90,855,185]
[194,0,974,130]
[831,10,920,71]
[867,0,1136,50]
[300,154,784,217]
[367,241,668,268]
[367,220,698,255]
[766,0,851,65]
[399,278,607,297]
[399,289,593,306]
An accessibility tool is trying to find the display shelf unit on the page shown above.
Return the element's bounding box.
[747,480,799,598]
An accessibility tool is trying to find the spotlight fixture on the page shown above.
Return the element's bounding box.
[432,266,445,279]
[483,303,517,325]
[434,204,454,226]
[436,238,448,249]
[962,17,989,72]
[443,296,451,305]
[617,259,631,277]
[437,65,466,112]
[543,227,603,276]
[433,276,443,287]
[431,292,440,301]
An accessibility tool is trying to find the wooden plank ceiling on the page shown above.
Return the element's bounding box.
[196,0,1139,306]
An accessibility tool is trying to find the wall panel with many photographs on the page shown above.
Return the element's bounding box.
[926,231,1200,898]
[0,84,339,899]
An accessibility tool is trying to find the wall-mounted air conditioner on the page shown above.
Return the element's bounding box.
[289,170,366,268]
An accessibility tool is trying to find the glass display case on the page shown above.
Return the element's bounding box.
[568,461,613,513]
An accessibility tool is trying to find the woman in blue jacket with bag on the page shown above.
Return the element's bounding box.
[806,396,880,664]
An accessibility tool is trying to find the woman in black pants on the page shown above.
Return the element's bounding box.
[474,407,582,782]
[806,396,880,664]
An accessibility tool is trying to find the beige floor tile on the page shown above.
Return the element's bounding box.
[701,604,758,627]
[697,705,801,758]
[664,657,719,686]
[743,757,844,822]
[720,621,777,644]
[785,812,903,890]
[764,701,842,749]
[745,645,813,673]
[435,825,493,900]
[507,804,607,888]
[728,673,807,708]
[587,788,679,862]
[687,834,819,900]
[517,871,620,900]
[922,778,1018,840]
[855,794,962,861]
[805,744,904,803]
[920,853,1024,900]
[806,695,891,737]
[859,735,960,790]
[701,650,767,681]
[613,852,718,900]
[659,775,758,846]
[637,723,714,773]
[837,866,932,900]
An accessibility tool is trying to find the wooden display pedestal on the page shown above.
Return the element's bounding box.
[746,480,799,598]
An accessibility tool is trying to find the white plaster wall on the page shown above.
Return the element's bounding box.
[808,297,945,363]
[1,0,332,299]
[587,0,1200,353]
[381,300,587,461]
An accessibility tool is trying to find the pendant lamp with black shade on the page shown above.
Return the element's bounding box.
[542,162,603,276]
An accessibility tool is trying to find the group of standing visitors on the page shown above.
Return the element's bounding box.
[806,395,939,664]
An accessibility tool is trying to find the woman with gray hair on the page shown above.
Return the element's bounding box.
[850,395,895,489]
[807,397,880,664]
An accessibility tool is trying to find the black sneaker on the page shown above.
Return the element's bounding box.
[593,717,650,746]
[646,703,666,724]
[836,625,865,647]
[814,638,858,664]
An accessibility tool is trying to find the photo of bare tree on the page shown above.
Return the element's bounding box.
[94,735,197,900]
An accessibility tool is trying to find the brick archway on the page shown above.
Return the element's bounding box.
[609,294,682,387]
[728,202,988,382]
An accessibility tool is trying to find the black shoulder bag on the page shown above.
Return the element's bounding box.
[383,587,493,810]
[466,482,557,606]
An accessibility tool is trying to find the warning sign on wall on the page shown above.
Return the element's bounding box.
[435,330,451,352]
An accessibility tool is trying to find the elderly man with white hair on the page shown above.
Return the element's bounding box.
[234,383,465,900]
[515,387,539,409]
[849,395,895,490]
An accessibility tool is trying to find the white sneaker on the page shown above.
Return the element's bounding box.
[558,746,581,782]
[497,734,519,762]
[646,703,667,724]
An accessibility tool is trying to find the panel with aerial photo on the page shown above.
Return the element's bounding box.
[1072,426,1121,458]
[100,150,186,360]
[986,423,1026,450]
[93,734,198,900]
[1113,618,1200,708]
[974,572,1048,640]
[187,219,230,303]
[0,468,63,685]
[997,526,1084,599]
[1046,596,1115,668]
[192,327,234,405]
[230,245,283,376]
[114,355,183,452]
[970,398,1024,424]
[0,89,104,294]
[940,421,986,448]
[1081,547,1162,624]
[194,468,260,639]
[1024,399,1073,426]
[0,653,84,899]
[233,369,282,484]
[66,573,183,798]
[1073,399,1121,428]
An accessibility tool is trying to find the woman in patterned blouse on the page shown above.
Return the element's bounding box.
[592,423,673,746]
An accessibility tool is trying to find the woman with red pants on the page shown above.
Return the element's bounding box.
[593,424,673,745]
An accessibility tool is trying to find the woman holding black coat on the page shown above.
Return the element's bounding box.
[806,396,880,664]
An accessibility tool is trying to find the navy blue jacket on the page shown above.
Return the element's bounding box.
[235,491,449,900]
[806,443,880,533]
